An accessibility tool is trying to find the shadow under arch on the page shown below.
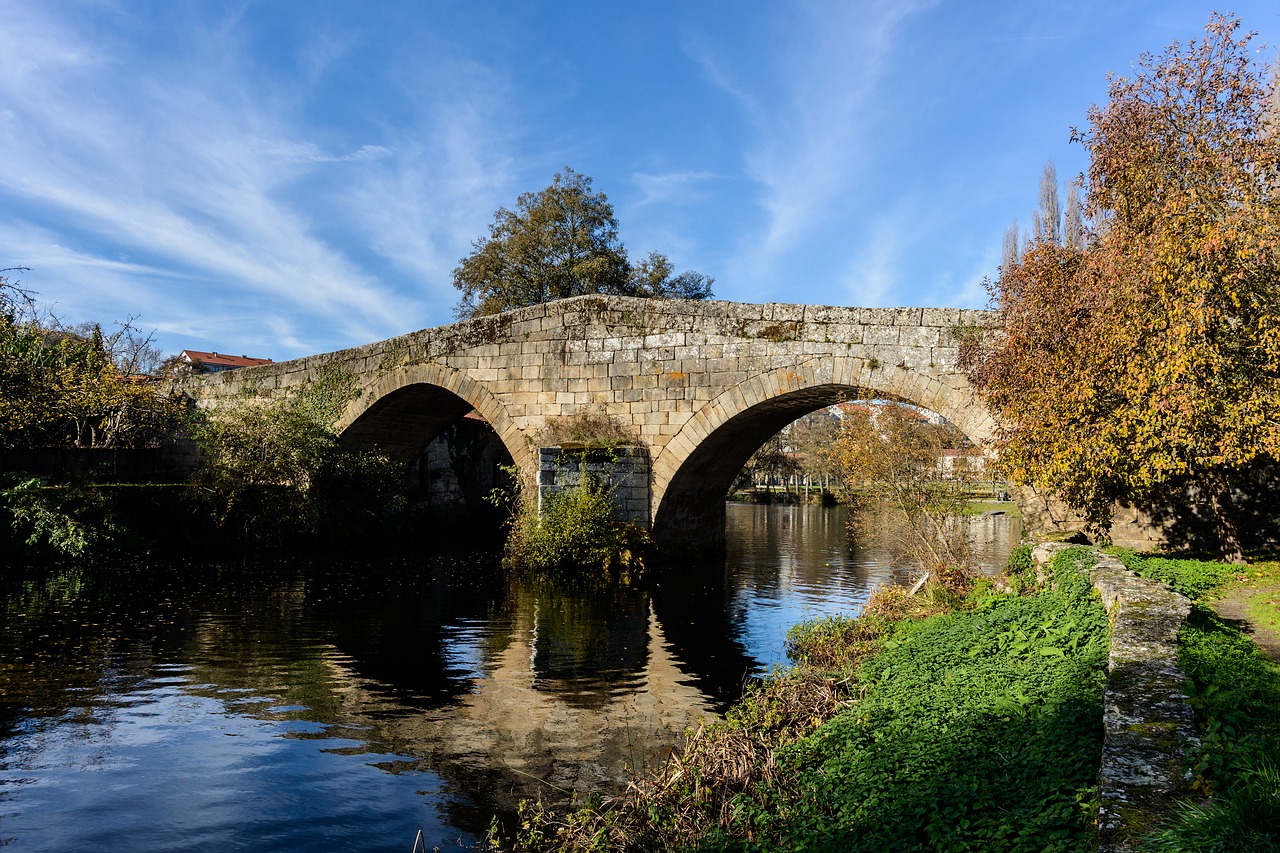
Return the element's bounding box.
[334,362,532,472]
[650,356,996,551]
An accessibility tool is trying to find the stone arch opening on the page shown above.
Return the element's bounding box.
[339,382,485,458]
[651,359,995,551]
[337,363,530,468]
[337,366,529,528]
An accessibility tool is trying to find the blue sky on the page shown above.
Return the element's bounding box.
[2,1,1277,361]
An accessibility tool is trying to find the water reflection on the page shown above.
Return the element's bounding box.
[0,506,1020,852]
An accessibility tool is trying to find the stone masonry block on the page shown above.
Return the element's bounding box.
[862,325,900,346]
[765,303,806,322]
[802,304,860,325]
[919,307,963,328]
[897,326,943,349]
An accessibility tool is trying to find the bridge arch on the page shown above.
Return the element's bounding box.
[335,361,532,473]
[650,356,996,548]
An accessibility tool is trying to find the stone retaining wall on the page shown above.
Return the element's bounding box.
[1031,543,1195,851]
[536,445,650,527]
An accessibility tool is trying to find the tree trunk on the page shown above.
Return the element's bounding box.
[1204,466,1246,565]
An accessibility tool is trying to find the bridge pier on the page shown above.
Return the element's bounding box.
[536,445,651,528]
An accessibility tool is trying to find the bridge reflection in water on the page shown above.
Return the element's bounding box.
[0,505,1020,852]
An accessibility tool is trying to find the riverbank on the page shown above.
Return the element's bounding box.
[1114,551,1280,851]
[503,548,1280,852]
[506,546,1111,851]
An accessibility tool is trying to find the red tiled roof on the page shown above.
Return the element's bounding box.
[181,350,273,369]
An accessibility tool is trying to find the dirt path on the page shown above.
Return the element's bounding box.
[1213,583,1280,665]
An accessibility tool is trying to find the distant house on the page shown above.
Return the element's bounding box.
[937,448,989,478]
[180,350,273,373]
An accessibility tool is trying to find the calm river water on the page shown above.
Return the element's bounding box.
[0,504,1020,851]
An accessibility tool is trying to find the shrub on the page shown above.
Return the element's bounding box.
[503,474,649,578]
[189,390,405,552]
[1,475,120,560]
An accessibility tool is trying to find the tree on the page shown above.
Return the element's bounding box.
[824,402,976,580]
[1063,182,1085,249]
[965,15,1280,562]
[627,250,714,300]
[452,167,712,318]
[1033,161,1062,245]
[1000,219,1021,276]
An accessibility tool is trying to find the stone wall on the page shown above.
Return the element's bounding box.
[1032,543,1195,852]
[536,445,650,527]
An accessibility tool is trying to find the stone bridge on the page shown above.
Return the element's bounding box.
[187,295,994,548]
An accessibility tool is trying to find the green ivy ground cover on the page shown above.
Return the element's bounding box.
[699,547,1111,853]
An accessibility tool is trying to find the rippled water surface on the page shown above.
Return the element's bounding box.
[0,505,1020,851]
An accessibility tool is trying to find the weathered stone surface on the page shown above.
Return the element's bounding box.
[181,294,1187,552]
[1032,543,1195,852]
[537,445,650,527]
[183,295,1001,546]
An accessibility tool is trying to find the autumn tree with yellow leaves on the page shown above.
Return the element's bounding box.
[965,15,1280,562]
[824,402,977,581]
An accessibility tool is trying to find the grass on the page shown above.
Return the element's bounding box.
[1245,586,1280,637]
[1235,561,1280,638]
[502,545,1109,852]
[961,499,1021,518]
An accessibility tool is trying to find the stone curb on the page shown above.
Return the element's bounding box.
[1031,543,1196,852]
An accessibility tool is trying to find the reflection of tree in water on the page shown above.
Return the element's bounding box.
[513,574,650,708]
[307,555,515,712]
[0,565,201,735]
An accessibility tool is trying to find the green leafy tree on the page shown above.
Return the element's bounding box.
[452,167,712,318]
[966,15,1280,562]
[626,250,714,300]
[190,392,404,549]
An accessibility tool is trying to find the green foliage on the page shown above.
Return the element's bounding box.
[513,548,1109,852]
[1145,756,1280,852]
[0,475,115,559]
[742,549,1107,853]
[452,167,712,318]
[503,473,649,578]
[1114,551,1238,601]
[1175,604,1280,791]
[1006,542,1034,576]
[291,364,359,427]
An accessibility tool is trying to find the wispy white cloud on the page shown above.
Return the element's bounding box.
[631,171,721,208]
[0,1,512,354]
[835,199,917,308]
[691,0,936,290]
[338,60,522,312]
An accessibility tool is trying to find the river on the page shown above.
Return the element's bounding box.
[0,504,1020,851]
